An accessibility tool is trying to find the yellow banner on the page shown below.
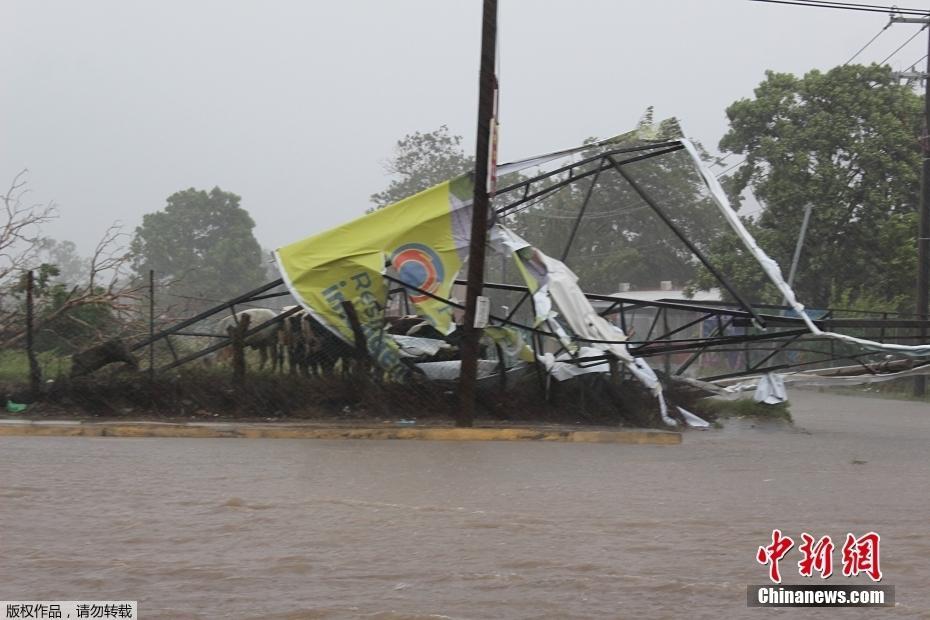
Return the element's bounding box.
[275,175,474,378]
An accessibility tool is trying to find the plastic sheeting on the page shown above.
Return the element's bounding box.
[414,360,500,381]
[676,406,711,429]
[540,347,612,381]
[753,372,787,405]
[490,224,677,427]
[681,139,930,357]
[391,335,448,358]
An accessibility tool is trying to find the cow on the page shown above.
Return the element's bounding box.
[215,308,282,372]
[278,305,313,375]
[278,306,355,377]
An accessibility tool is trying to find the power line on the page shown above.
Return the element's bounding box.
[716,158,747,178]
[843,22,891,65]
[908,53,929,69]
[748,0,930,16]
[722,1,928,191]
[879,23,929,65]
[793,0,928,12]
[716,5,919,179]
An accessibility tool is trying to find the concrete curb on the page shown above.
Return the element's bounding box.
[0,420,682,445]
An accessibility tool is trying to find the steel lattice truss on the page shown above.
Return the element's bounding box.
[131,140,930,388]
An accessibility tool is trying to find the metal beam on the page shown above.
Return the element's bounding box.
[495,145,685,217]
[607,155,767,328]
[130,278,285,352]
[561,165,602,261]
[157,304,302,372]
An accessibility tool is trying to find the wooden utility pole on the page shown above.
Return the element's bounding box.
[458,0,498,427]
[897,15,930,395]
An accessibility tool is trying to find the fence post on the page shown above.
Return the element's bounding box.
[340,301,370,375]
[341,300,380,411]
[662,308,671,377]
[25,270,41,396]
[148,269,155,381]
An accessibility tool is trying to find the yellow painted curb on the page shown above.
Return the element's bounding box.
[0,421,681,445]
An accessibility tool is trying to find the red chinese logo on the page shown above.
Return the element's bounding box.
[758,530,882,583]
[798,533,834,579]
[841,532,882,582]
[756,529,794,584]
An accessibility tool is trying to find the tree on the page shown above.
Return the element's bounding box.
[699,64,923,310]
[505,110,719,294]
[0,172,143,352]
[37,239,89,285]
[0,171,56,298]
[131,187,267,304]
[371,125,475,208]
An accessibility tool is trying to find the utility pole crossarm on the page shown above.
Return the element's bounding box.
[890,16,930,24]
[892,70,928,80]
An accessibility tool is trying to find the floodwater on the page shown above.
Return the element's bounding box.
[1,391,928,619]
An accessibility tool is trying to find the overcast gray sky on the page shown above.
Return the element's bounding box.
[3,0,928,255]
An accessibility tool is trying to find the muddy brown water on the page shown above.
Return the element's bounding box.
[1,390,928,619]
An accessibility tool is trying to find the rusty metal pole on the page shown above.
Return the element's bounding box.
[458,0,498,427]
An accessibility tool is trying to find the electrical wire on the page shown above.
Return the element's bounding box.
[749,0,930,16]
[843,22,891,64]
[515,204,652,220]
[717,11,924,179]
[879,23,929,65]
[909,53,929,68]
[791,0,928,12]
[715,158,747,178]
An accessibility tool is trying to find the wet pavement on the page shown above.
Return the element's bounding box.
[1,390,928,618]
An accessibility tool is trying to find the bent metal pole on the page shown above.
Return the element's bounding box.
[459,0,498,427]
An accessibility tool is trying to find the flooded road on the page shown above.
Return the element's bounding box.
[1,390,929,619]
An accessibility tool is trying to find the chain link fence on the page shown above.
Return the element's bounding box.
[1,257,928,427]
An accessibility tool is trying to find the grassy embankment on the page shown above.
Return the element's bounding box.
[0,348,674,427]
[695,397,792,423]
[0,350,70,384]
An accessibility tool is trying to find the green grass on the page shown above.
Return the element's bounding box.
[0,349,70,383]
[696,397,792,423]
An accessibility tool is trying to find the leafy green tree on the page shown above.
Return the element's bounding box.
[131,187,267,303]
[371,125,475,208]
[699,64,923,310]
